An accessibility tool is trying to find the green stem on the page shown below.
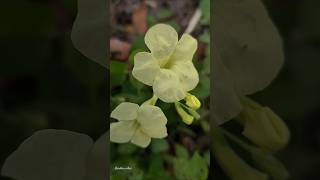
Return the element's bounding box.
[142,94,158,106]
[219,127,252,152]
[178,102,200,119]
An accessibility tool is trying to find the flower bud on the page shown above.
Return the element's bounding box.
[175,102,194,125]
[239,97,290,152]
[185,93,201,110]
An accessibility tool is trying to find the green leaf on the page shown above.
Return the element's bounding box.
[166,20,181,32]
[157,9,173,19]
[189,152,209,180]
[110,61,128,87]
[173,158,190,180]
[131,36,147,51]
[2,130,94,180]
[130,75,145,91]
[84,133,109,180]
[200,0,210,25]
[110,61,127,74]
[128,168,144,180]
[145,156,173,180]
[199,31,210,44]
[117,144,138,155]
[151,139,169,154]
[175,144,189,159]
[173,151,209,180]
[191,75,210,99]
[71,0,108,67]
[147,15,157,27]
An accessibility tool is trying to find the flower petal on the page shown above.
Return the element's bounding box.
[213,0,284,95]
[170,34,198,64]
[137,105,168,138]
[131,129,151,148]
[212,46,242,124]
[170,62,199,91]
[145,24,178,66]
[110,102,139,121]
[153,69,186,103]
[132,52,160,86]
[110,121,137,143]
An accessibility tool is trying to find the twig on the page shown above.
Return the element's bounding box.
[184,8,202,34]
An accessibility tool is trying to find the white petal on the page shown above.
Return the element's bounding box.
[170,61,199,91]
[153,69,186,103]
[170,34,198,64]
[131,129,151,148]
[110,121,137,143]
[137,105,168,138]
[132,52,160,86]
[110,102,139,121]
[144,24,178,66]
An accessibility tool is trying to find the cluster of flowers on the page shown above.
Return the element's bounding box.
[110,24,201,148]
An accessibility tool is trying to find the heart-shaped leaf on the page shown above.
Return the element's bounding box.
[71,0,108,68]
[1,130,93,180]
[2,130,109,180]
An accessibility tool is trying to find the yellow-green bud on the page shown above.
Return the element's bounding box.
[175,102,194,125]
[239,97,290,152]
[185,93,201,110]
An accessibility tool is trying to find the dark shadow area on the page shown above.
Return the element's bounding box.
[256,0,320,179]
[0,0,107,179]
[212,0,320,179]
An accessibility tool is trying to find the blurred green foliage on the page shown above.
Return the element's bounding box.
[200,0,210,25]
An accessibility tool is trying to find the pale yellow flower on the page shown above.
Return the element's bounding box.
[110,102,168,148]
[132,24,199,103]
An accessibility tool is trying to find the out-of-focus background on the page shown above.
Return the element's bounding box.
[0,0,107,174]
[254,0,320,179]
[0,0,320,179]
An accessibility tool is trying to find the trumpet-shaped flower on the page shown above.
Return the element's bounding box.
[110,102,168,148]
[132,24,199,103]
